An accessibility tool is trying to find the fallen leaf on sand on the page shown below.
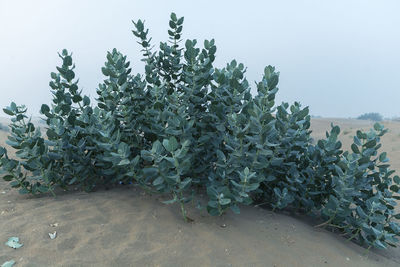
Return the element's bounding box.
[5,237,23,249]
[1,260,15,267]
[49,231,57,239]
[50,223,58,227]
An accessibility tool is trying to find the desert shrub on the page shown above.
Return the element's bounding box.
[357,112,383,122]
[0,13,399,249]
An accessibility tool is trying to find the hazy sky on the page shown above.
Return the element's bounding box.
[0,0,399,118]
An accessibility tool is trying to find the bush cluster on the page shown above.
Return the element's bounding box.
[1,13,399,249]
[357,112,383,122]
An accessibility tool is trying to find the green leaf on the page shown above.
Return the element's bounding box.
[118,159,130,166]
[373,123,383,131]
[101,67,110,76]
[153,176,164,186]
[230,205,240,214]
[379,152,387,162]
[374,239,387,249]
[142,167,158,178]
[46,129,58,139]
[70,84,78,93]
[208,200,218,208]
[3,108,14,116]
[356,206,367,218]
[65,70,75,82]
[83,96,90,106]
[162,199,176,204]
[219,198,231,205]
[390,185,399,192]
[216,150,226,162]
[6,140,20,148]
[10,181,20,188]
[353,136,362,146]
[48,152,62,160]
[3,175,13,181]
[38,186,49,193]
[10,102,17,112]
[207,206,221,216]
[19,188,29,194]
[177,17,184,25]
[63,56,72,66]
[72,95,82,103]
[163,137,178,152]
[351,144,360,154]
[170,12,177,21]
[364,140,376,148]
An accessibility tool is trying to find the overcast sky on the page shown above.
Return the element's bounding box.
[0,0,399,118]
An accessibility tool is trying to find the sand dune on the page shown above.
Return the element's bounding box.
[1,118,400,266]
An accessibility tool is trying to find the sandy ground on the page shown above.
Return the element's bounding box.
[0,117,400,267]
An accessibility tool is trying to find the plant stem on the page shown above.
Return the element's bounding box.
[315,213,336,228]
[347,228,361,242]
[180,200,188,222]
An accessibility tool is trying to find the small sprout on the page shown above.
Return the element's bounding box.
[5,237,23,249]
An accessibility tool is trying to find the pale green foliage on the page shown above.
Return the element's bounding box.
[0,13,399,249]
